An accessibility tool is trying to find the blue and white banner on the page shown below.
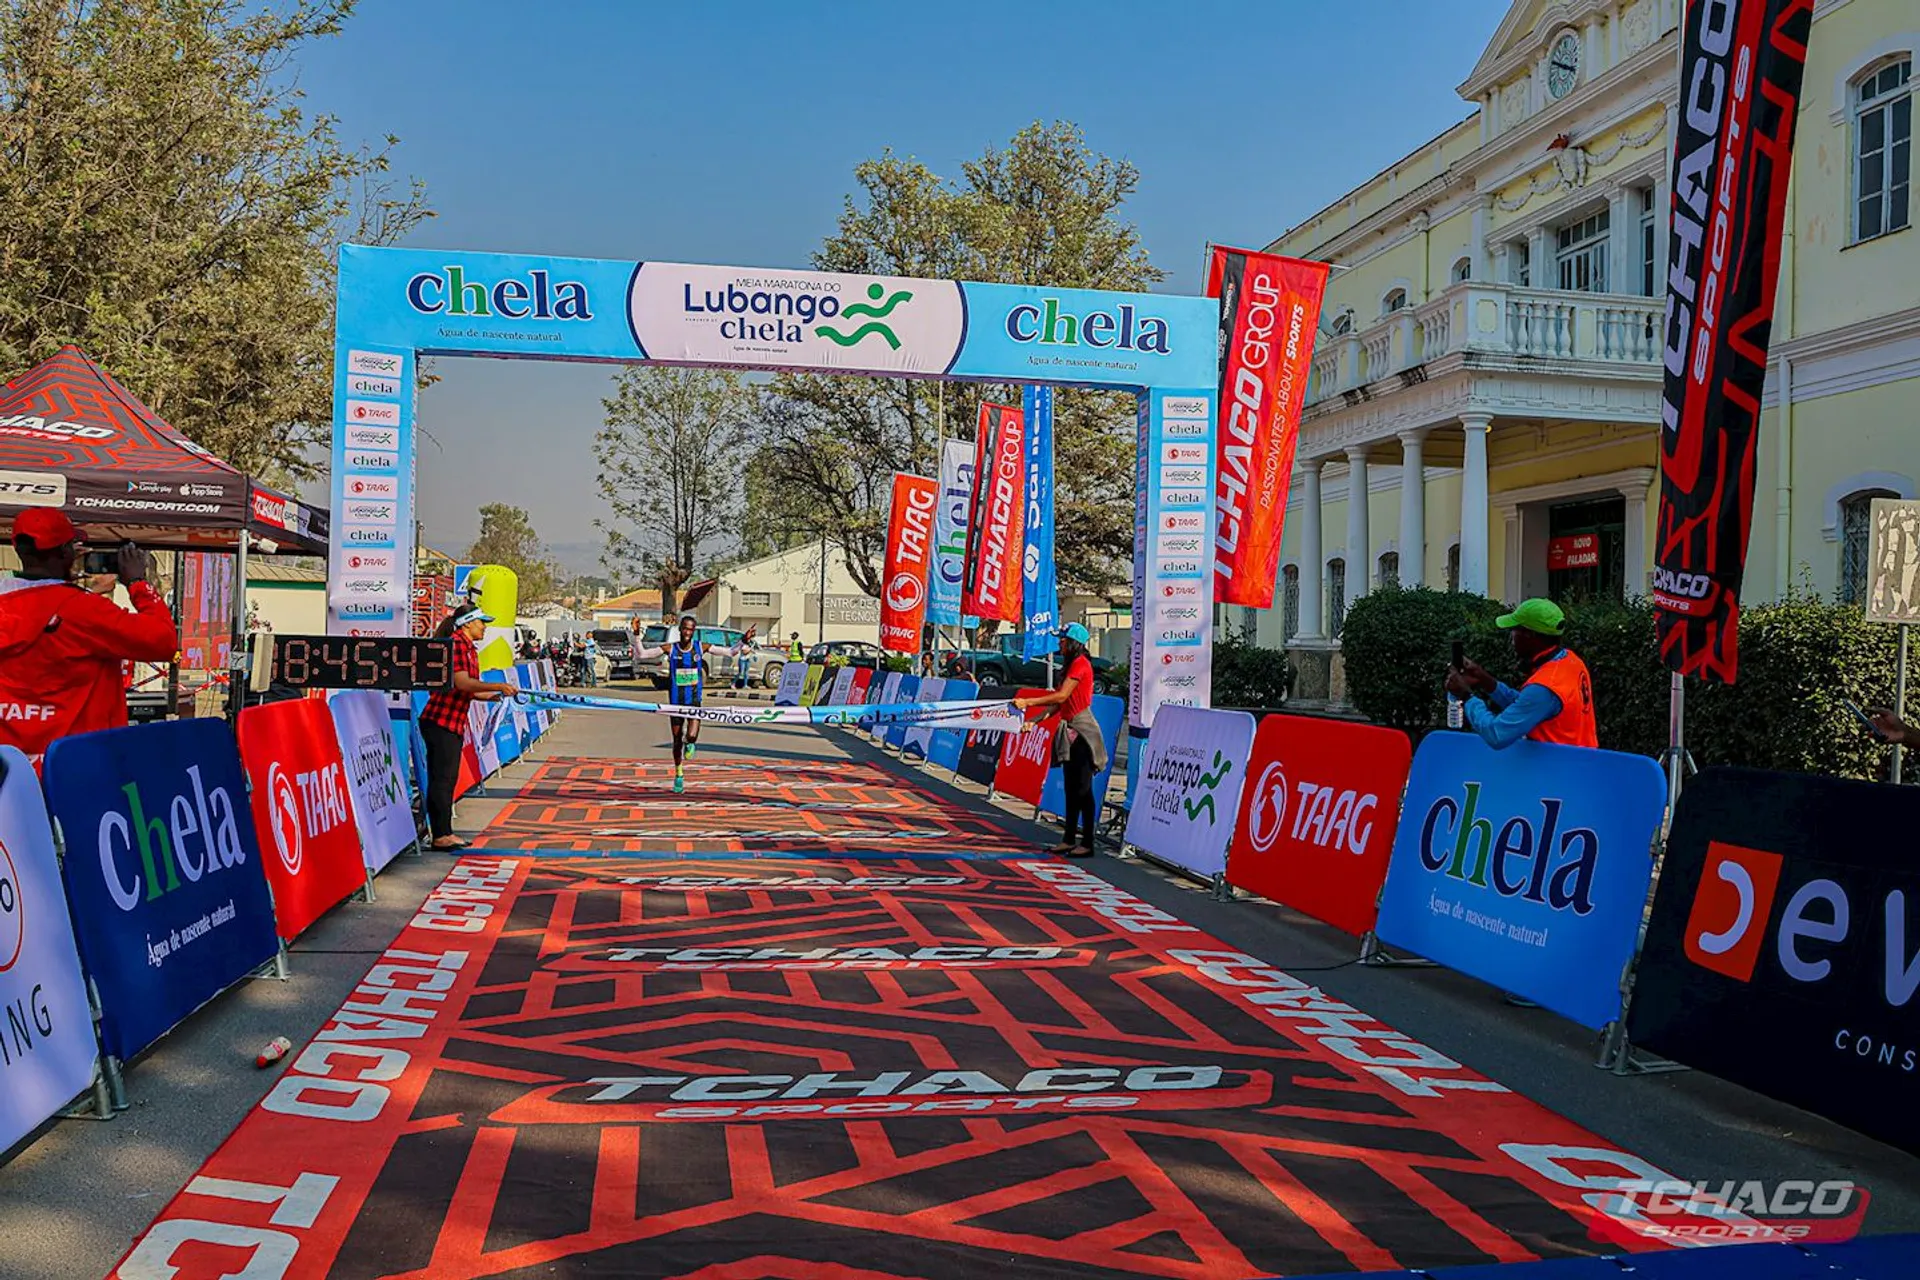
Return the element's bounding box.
[327,691,416,874]
[43,720,280,1060]
[931,439,974,628]
[1374,733,1665,1029]
[825,666,857,707]
[883,676,923,750]
[773,660,809,706]
[926,679,979,772]
[1123,705,1254,878]
[1021,385,1058,657]
[0,747,99,1151]
[901,677,947,760]
[1131,389,1217,728]
[869,673,905,743]
[517,687,1021,734]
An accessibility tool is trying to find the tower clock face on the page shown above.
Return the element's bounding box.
[1547,32,1581,99]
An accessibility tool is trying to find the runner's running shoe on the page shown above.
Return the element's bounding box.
[674,770,685,794]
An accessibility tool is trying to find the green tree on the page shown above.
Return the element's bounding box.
[466,503,560,605]
[596,366,753,613]
[0,0,428,483]
[757,121,1162,596]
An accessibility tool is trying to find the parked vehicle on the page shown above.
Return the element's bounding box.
[945,632,1119,693]
[739,645,788,689]
[593,628,634,680]
[804,640,885,671]
[635,624,753,688]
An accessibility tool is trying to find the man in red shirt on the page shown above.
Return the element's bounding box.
[0,510,178,769]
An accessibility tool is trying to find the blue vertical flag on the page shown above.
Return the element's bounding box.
[1021,385,1058,658]
[930,438,973,628]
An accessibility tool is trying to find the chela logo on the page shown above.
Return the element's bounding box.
[0,836,22,973]
[266,762,304,876]
[884,571,924,613]
[1246,761,1289,854]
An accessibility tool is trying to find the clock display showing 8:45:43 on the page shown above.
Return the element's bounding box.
[271,634,455,691]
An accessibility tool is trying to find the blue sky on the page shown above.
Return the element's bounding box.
[297,0,1512,569]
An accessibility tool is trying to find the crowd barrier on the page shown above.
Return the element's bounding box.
[328,691,416,874]
[1124,705,1256,880]
[825,665,857,707]
[773,661,808,705]
[1226,713,1410,937]
[799,664,826,707]
[926,679,980,772]
[0,745,107,1150]
[992,686,1052,806]
[237,699,375,942]
[1037,694,1124,824]
[882,675,921,750]
[1627,766,1920,1155]
[955,682,1014,786]
[899,675,945,759]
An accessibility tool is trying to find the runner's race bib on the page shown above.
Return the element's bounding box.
[674,670,699,686]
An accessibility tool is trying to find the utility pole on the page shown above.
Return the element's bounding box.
[817,534,828,646]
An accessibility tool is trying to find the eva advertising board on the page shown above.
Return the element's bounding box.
[1375,733,1664,1029]
[928,679,979,772]
[327,691,416,873]
[900,676,945,760]
[1123,706,1255,879]
[773,659,808,706]
[994,688,1053,807]
[1627,767,1920,1154]
[0,746,98,1152]
[1039,694,1125,825]
[237,699,370,942]
[43,719,279,1060]
[883,676,921,750]
[956,683,1014,787]
[1227,714,1412,936]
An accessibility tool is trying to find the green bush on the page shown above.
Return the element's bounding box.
[1211,627,1293,708]
[1338,587,1904,780]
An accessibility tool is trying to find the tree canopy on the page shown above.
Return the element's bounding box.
[466,502,561,605]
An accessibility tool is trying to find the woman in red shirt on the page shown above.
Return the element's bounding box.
[419,604,518,850]
[1013,623,1107,857]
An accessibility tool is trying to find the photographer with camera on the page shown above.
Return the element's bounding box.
[0,510,179,769]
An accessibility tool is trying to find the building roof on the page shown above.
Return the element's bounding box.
[248,558,326,585]
[593,586,663,612]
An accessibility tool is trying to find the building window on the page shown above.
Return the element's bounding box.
[1556,207,1611,292]
[1330,310,1354,336]
[1639,187,1658,296]
[1840,488,1899,604]
[1282,565,1300,641]
[1513,241,1531,286]
[1378,551,1400,588]
[1327,558,1347,638]
[1855,59,1912,243]
[1446,543,1461,592]
[1382,287,1408,315]
[1451,256,1472,284]
[739,591,771,608]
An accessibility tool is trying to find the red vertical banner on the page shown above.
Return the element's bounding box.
[1653,0,1813,681]
[235,698,370,942]
[880,472,939,653]
[1209,247,1329,608]
[961,402,1027,623]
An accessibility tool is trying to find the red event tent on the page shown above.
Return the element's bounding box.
[0,345,326,554]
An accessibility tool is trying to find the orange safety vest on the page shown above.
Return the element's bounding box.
[1522,648,1598,748]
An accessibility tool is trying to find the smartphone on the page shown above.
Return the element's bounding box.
[1842,697,1889,742]
[1450,641,1465,670]
[79,549,119,577]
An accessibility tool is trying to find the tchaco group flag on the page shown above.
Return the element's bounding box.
[880,472,939,653]
[1208,246,1329,608]
[962,402,1026,623]
[1653,0,1813,682]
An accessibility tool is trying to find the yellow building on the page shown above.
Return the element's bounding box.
[1252,0,1915,700]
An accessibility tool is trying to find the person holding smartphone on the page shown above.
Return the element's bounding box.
[0,510,178,771]
[1444,598,1598,750]
[1866,706,1914,744]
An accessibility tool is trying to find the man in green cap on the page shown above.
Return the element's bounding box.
[1445,597,1597,750]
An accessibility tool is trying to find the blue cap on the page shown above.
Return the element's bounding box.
[1060,622,1090,644]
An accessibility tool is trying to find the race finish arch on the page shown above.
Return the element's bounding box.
[328,246,1218,726]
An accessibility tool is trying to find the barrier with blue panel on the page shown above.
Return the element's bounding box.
[1038,694,1123,822]
[926,679,979,772]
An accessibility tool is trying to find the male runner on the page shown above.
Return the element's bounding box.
[631,614,756,792]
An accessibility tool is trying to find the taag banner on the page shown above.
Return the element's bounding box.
[43,719,279,1060]
[961,402,1026,623]
[1375,733,1664,1029]
[1228,714,1411,936]
[1652,0,1814,681]
[880,472,938,653]
[1207,247,1328,608]
[238,698,371,942]
[328,690,417,874]
[1020,385,1058,657]
[1628,767,1920,1154]
[1123,705,1255,879]
[931,439,975,628]
[993,687,1053,806]
[1039,693,1124,824]
[0,746,99,1152]
[846,667,875,708]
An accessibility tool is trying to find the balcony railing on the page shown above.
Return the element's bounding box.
[1306,281,1662,406]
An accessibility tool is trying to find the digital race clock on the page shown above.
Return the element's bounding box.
[271,635,454,691]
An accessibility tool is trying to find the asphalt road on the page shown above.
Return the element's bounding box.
[4,695,1916,1278]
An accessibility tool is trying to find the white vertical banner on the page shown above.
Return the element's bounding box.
[774,661,808,706]
[1122,705,1254,879]
[0,746,99,1151]
[328,345,415,635]
[1131,389,1216,728]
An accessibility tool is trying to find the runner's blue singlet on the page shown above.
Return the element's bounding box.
[667,640,704,706]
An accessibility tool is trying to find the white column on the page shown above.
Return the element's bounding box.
[1527,226,1553,288]
[1652,171,1671,298]
[1296,462,1325,640]
[1606,183,1635,296]
[1623,481,1649,597]
[1460,414,1492,595]
[1471,196,1494,282]
[1398,430,1427,588]
[1346,447,1372,598]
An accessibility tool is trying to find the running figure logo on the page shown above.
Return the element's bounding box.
[1183,751,1235,825]
[816,283,912,350]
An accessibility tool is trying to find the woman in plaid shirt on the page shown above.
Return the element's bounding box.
[420,604,518,850]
